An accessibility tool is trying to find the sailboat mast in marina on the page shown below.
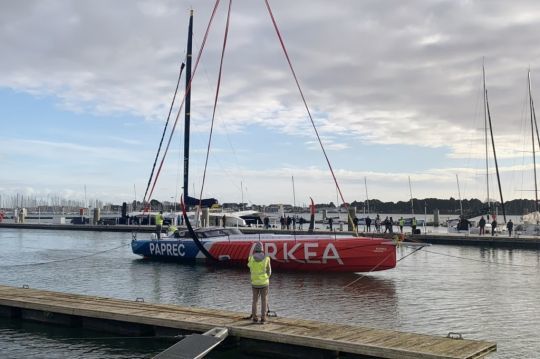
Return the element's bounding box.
[483,63,506,223]
[364,177,370,214]
[456,174,463,216]
[528,69,539,212]
[517,70,540,228]
[482,62,491,213]
[408,176,414,216]
[183,10,193,201]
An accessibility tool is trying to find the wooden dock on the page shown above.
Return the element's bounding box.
[406,233,540,249]
[0,222,157,233]
[0,285,495,359]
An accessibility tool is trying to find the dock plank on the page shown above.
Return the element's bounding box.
[0,285,496,359]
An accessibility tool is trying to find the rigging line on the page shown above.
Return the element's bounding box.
[190,33,246,196]
[532,96,540,210]
[517,75,529,208]
[483,60,490,210]
[485,89,506,222]
[342,250,400,289]
[0,243,130,268]
[397,245,426,262]
[422,249,539,268]
[199,0,232,206]
[146,1,222,202]
[529,70,538,212]
[264,0,355,231]
[142,61,185,207]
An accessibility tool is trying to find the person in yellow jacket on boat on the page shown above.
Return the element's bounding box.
[247,242,271,324]
[155,211,164,239]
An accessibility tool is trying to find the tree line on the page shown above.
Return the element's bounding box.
[340,198,538,216]
[135,198,538,217]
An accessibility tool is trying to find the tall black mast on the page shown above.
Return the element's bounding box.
[183,10,193,200]
[529,70,539,212]
[485,90,507,223]
[482,62,491,212]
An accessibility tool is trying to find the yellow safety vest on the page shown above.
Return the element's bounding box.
[412,219,417,226]
[156,214,164,225]
[399,219,404,226]
[248,256,270,287]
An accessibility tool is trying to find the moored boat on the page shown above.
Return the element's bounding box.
[131,227,396,272]
[131,7,398,273]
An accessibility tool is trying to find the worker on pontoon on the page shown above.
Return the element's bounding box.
[248,242,271,324]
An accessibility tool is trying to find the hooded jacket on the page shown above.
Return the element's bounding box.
[248,243,271,287]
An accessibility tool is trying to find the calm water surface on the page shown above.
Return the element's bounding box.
[0,228,539,358]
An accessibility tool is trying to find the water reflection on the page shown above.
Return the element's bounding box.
[1,228,540,358]
[125,259,399,328]
[0,317,168,359]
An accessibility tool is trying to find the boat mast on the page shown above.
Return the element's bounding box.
[408,176,414,215]
[485,89,507,223]
[529,69,539,212]
[241,181,244,211]
[456,174,463,216]
[291,176,297,210]
[482,61,491,212]
[183,10,193,201]
[364,177,370,214]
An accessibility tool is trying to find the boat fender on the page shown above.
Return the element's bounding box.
[267,305,277,317]
[446,332,463,340]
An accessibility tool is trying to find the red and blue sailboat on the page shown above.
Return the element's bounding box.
[131,201,397,273]
[131,7,398,273]
[131,231,396,273]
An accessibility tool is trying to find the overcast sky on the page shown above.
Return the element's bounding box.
[2,0,540,207]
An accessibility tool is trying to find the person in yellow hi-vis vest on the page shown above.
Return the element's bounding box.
[398,217,405,233]
[155,211,164,239]
[247,242,271,324]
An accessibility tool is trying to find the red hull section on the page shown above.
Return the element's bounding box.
[209,237,396,272]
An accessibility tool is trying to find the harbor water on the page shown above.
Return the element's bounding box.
[0,228,539,358]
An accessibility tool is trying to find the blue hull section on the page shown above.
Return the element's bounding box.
[131,239,204,263]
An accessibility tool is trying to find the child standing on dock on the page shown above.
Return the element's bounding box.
[248,242,271,324]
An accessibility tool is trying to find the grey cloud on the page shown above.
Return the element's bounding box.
[2,0,540,158]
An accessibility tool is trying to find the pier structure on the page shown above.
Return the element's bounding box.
[0,285,496,358]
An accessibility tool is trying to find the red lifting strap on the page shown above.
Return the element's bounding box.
[264,0,350,211]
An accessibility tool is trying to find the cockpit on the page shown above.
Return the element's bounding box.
[171,226,243,239]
